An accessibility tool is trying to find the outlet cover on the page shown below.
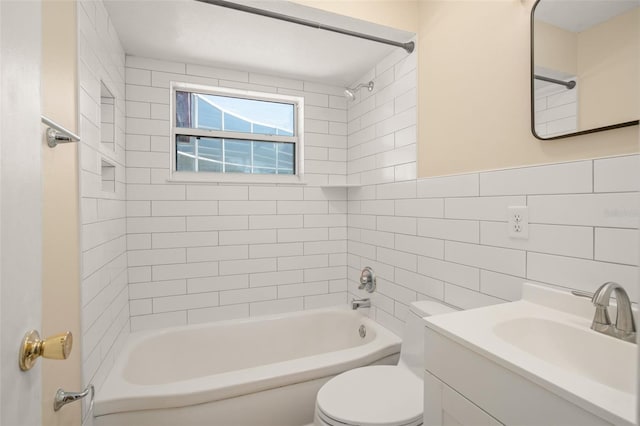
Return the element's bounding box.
[508,206,529,239]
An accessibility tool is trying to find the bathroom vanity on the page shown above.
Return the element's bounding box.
[423,284,636,426]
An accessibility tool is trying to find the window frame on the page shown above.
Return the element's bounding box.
[169,81,305,183]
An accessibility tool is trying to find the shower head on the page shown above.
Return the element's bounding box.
[344,80,374,101]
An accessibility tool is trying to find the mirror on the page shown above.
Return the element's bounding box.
[531,0,639,140]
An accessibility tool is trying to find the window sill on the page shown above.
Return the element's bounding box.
[167,172,308,185]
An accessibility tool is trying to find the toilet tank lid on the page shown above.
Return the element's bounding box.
[409,300,456,317]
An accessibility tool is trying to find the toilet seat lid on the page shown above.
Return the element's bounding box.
[316,366,423,426]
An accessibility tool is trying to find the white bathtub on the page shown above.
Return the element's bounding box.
[94,307,401,426]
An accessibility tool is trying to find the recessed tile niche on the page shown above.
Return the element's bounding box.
[100,82,115,151]
[101,159,116,192]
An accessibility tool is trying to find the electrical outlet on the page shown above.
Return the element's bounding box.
[508,206,529,239]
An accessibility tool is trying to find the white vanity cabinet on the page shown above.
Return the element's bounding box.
[424,369,503,426]
[423,326,616,426]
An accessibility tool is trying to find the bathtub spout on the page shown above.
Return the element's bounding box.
[352,298,371,310]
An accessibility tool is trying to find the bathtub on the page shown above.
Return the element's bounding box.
[94,306,401,426]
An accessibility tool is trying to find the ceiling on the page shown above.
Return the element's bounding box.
[535,0,639,33]
[103,0,415,86]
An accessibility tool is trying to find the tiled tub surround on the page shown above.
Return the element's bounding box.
[346,155,639,335]
[125,56,350,331]
[77,0,130,414]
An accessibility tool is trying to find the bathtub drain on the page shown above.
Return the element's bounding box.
[359,325,366,338]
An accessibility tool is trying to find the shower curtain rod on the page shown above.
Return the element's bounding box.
[534,74,576,90]
[195,0,415,54]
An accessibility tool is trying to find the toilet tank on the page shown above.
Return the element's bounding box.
[399,300,456,377]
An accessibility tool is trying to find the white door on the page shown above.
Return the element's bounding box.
[0,1,43,425]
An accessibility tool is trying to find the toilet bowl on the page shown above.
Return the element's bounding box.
[314,301,455,426]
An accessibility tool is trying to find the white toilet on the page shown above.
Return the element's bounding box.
[314,300,455,426]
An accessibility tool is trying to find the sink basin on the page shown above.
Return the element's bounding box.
[424,283,638,426]
[493,317,636,394]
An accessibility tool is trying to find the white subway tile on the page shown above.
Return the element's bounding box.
[130,311,187,332]
[125,101,150,119]
[528,193,639,228]
[417,174,479,198]
[361,230,394,249]
[250,242,303,258]
[417,257,480,290]
[360,200,394,216]
[304,266,345,282]
[394,268,444,300]
[595,228,638,266]
[250,298,303,316]
[220,258,276,276]
[278,254,328,271]
[152,261,218,281]
[125,85,169,104]
[129,299,152,316]
[186,185,249,200]
[480,222,593,259]
[304,240,346,255]
[250,270,303,288]
[152,201,218,216]
[125,67,151,85]
[480,270,523,302]
[278,228,328,242]
[304,292,347,309]
[188,274,249,293]
[480,161,592,196]
[187,245,248,262]
[394,234,445,259]
[594,155,640,193]
[219,201,276,215]
[394,199,443,218]
[445,196,526,221]
[248,186,303,201]
[219,229,276,245]
[219,286,277,305]
[153,292,219,313]
[376,278,417,305]
[127,184,185,201]
[417,218,479,243]
[128,266,151,283]
[129,280,186,299]
[304,214,347,228]
[279,281,328,298]
[127,234,151,250]
[126,168,150,184]
[187,216,248,232]
[377,216,416,235]
[277,200,328,214]
[376,181,416,200]
[127,217,185,233]
[377,248,417,271]
[445,241,525,277]
[247,215,304,230]
[188,304,249,325]
[128,248,185,266]
[527,252,638,301]
[152,231,218,249]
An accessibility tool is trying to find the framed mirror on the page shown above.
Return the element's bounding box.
[531,0,639,140]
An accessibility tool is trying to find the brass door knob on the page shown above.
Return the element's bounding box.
[19,330,73,371]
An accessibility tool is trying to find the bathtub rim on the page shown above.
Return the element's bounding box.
[94,305,401,417]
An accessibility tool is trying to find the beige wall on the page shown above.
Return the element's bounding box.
[297,0,638,177]
[534,20,577,76]
[578,8,639,130]
[41,1,81,425]
[417,0,637,177]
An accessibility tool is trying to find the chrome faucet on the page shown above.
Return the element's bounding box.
[352,298,371,310]
[591,282,636,343]
[359,267,376,293]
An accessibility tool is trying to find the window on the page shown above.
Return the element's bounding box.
[170,83,304,182]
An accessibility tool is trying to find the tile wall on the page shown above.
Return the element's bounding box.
[124,57,351,331]
[347,156,639,335]
[77,0,129,410]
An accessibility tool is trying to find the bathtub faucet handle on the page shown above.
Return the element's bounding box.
[359,267,376,293]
